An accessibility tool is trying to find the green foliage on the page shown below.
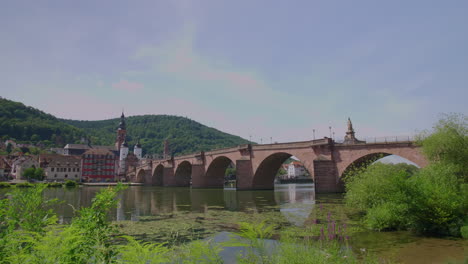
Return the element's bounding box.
[228,222,379,264]
[408,163,465,236]
[62,115,250,156]
[460,226,468,239]
[118,235,170,263]
[345,114,467,236]
[21,167,45,181]
[16,182,34,188]
[0,182,11,188]
[1,97,250,155]
[46,182,63,188]
[0,98,86,147]
[64,180,77,187]
[21,167,36,180]
[418,113,468,182]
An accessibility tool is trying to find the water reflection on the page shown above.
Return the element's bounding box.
[4,184,317,225]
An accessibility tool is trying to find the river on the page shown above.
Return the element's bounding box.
[1,184,465,263]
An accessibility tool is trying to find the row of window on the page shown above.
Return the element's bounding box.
[82,171,114,176]
[52,174,78,178]
[83,154,114,159]
[83,165,114,169]
[51,167,80,172]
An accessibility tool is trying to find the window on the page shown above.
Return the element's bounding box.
[75,175,78,178]
[51,168,54,172]
[68,168,71,172]
[65,174,68,178]
[77,168,80,172]
[54,174,57,178]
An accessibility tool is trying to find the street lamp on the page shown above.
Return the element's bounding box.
[329,126,332,138]
[313,129,315,140]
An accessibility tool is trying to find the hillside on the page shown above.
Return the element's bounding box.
[61,115,250,155]
[0,97,86,146]
[0,98,250,155]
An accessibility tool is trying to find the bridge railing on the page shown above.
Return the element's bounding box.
[334,135,420,144]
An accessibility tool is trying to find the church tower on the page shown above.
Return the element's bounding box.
[134,139,142,160]
[163,139,171,159]
[115,112,127,150]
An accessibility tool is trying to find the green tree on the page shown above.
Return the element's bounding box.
[33,168,45,181]
[22,168,36,180]
[418,113,467,182]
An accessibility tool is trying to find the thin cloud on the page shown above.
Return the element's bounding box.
[112,80,144,92]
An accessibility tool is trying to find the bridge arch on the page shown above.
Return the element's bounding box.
[152,164,164,186]
[205,156,234,188]
[175,161,192,187]
[339,151,424,178]
[252,152,313,189]
[135,169,146,183]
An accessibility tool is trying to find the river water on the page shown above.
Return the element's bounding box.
[2,184,466,263]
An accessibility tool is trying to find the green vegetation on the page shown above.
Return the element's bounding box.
[345,113,468,237]
[0,182,11,188]
[0,98,86,147]
[0,97,250,155]
[62,115,250,155]
[21,167,45,181]
[64,180,78,188]
[0,184,381,263]
[46,182,63,188]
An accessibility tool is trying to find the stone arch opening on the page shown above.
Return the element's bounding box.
[175,161,192,187]
[152,164,164,186]
[253,153,314,190]
[205,156,235,188]
[341,152,421,179]
[135,169,146,183]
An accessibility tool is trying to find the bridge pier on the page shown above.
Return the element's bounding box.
[162,167,176,187]
[313,160,344,193]
[235,159,254,190]
[191,164,208,188]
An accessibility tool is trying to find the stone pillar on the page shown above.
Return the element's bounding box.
[313,160,344,193]
[236,159,254,190]
[162,167,176,187]
[191,164,206,188]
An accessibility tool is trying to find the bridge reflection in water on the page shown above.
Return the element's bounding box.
[40,184,317,225]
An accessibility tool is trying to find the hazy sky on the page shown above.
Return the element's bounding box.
[1,0,467,142]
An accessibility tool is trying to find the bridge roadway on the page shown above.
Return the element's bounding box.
[134,138,428,193]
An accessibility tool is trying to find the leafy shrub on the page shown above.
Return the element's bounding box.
[64,180,77,188]
[16,182,34,188]
[408,163,465,236]
[0,182,11,188]
[46,182,63,188]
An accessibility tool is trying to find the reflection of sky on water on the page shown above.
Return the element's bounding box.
[20,184,317,225]
[274,184,315,226]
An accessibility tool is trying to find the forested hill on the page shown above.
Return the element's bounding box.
[61,115,250,155]
[0,98,250,155]
[0,97,86,146]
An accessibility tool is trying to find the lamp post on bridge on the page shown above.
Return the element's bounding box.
[313,129,315,140]
[329,126,332,138]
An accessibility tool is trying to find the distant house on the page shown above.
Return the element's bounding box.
[81,149,118,182]
[0,157,11,180]
[11,156,39,180]
[39,154,82,181]
[287,161,307,179]
[63,144,117,156]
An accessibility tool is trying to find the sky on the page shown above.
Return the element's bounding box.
[1,0,467,143]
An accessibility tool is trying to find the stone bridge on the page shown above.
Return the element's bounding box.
[133,137,428,193]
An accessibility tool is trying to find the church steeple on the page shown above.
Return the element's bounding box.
[118,111,126,130]
[115,111,127,150]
